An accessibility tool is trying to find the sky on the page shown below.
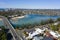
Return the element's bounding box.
[0,0,60,9]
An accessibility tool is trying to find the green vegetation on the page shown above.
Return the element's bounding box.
[0,9,24,17]
[49,24,58,31]
[40,20,46,25]
[14,17,60,30]
[15,18,55,29]
[57,17,60,21]
[48,19,54,23]
[49,23,60,32]
[23,31,29,37]
[0,26,7,40]
[0,9,60,16]
[15,23,35,29]
[40,19,54,25]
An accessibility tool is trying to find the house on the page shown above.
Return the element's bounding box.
[26,28,45,39]
[54,22,59,25]
[26,28,59,40]
[50,31,60,39]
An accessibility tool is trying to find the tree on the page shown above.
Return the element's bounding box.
[40,20,46,25]
[48,19,54,23]
[57,17,60,21]
[0,27,7,40]
[50,24,58,31]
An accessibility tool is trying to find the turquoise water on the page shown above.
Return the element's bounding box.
[0,20,4,26]
[10,14,60,27]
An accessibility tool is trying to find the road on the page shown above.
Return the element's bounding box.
[0,16,23,40]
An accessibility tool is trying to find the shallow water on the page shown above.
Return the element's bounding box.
[10,14,60,27]
[0,20,4,26]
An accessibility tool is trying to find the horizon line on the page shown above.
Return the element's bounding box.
[0,8,60,9]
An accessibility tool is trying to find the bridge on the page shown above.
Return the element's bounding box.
[0,16,26,40]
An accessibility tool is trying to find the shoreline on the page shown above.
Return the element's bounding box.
[0,18,2,20]
[11,16,25,20]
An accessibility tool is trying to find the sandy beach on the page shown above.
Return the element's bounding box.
[0,18,2,20]
[11,16,25,20]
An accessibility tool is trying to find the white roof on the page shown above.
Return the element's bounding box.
[50,31,60,38]
[54,22,58,25]
[27,28,45,39]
